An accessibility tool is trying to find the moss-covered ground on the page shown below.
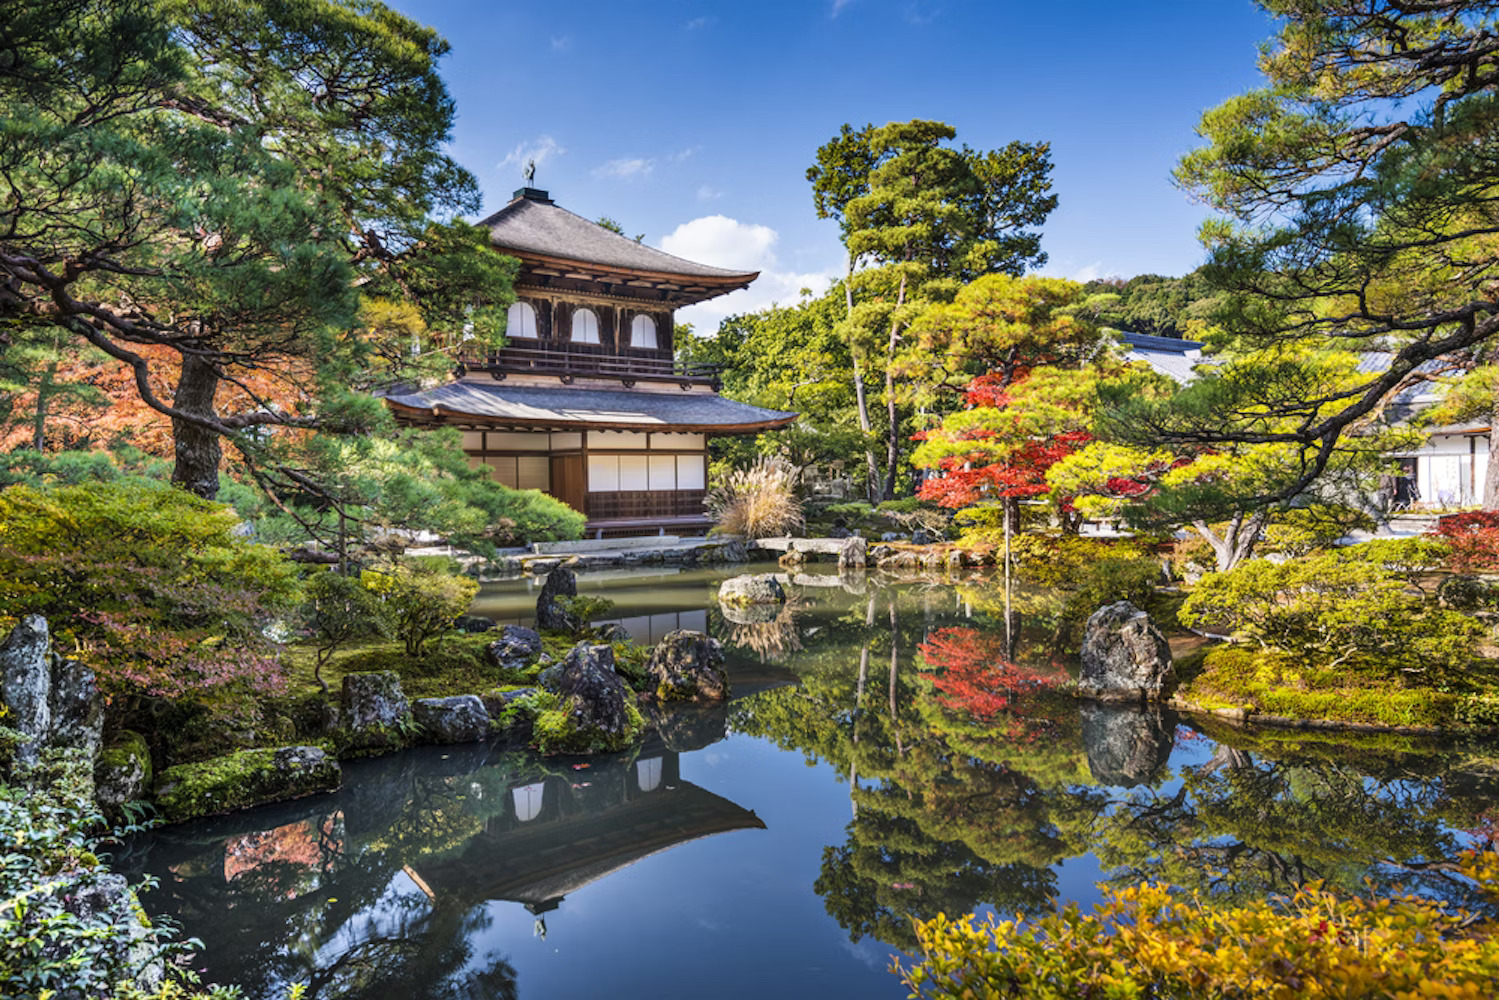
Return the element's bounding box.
[1171,644,1494,730]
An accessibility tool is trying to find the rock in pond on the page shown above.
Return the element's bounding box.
[154,745,340,823]
[535,642,643,753]
[412,695,491,744]
[340,670,411,752]
[1078,601,1174,702]
[536,564,580,632]
[718,573,786,606]
[647,630,728,702]
[486,624,544,669]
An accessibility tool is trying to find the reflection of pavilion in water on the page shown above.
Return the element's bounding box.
[411,746,764,916]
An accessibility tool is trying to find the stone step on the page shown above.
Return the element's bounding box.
[532,535,684,555]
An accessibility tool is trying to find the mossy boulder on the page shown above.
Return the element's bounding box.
[647,630,728,702]
[718,574,785,606]
[1078,601,1175,703]
[153,745,339,823]
[95,730,152,818]
[533,643,645,754]
[339,670,411,754]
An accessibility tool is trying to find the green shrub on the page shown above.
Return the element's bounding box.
[302,571,392,692]
[362,561,479,658]
[1260,501,1376,557]
[821,501,873,520]
[0,749,195,998]
[1180,548,1484,679]
[897,849,1499,999]
[0,479,301,699]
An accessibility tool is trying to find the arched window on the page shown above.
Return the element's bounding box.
[571,307,600,345]
[629,314,657,349]
[506,301,538,339]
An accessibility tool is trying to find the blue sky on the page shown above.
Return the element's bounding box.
[390,0,1277,329]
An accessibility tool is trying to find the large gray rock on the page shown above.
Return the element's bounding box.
[1,615,51,762]
[95,731,152,818]
[536,564,580,632]
[1081,702,1175,788]
[49,656,104,759]
[0,615,104,768]
[486,624,544,668]
[838,535,867,570]
[412,695,491,744]
[536,642,642,753]
[718,574,786,606]
[340,671,410,752]
[35,872,166,995]
[1078,601,1174,702]
[647,630,728,702]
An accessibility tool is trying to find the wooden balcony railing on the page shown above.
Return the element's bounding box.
[586,489,707,521]
[456,347,724,389]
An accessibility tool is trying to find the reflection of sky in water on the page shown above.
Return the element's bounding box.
[125,566,1499,999]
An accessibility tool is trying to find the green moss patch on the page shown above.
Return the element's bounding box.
[154,747,339,823]
[1178,645,1462,729]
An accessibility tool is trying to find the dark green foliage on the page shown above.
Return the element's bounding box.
[0,749,193,998]
[1083,270,1221,339]
[0,0,516,506]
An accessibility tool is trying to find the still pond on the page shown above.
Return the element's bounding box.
[122,563,1499,998]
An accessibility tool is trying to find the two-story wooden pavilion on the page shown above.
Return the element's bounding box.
[385,187,797,537]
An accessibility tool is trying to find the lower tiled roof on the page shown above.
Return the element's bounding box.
[384,381,797,434]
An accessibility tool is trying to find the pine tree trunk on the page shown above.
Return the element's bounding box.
[844,259,880,502]
[1485,395,1499,510]
[171,352,223,500]
[879,275,908,502]
[31,360,55,452]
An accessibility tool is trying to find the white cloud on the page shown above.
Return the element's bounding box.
[685,15,714,30]
[592,157,655,180]
[663,216,838,332]
[695,184,722,201]
[1040,259,1108,283]
[498,136,565,182]
[668,146,701,163]
[831,0,857,15]
[1067,261,1106,283]
[550,35,572,51]
[662,215,777,270]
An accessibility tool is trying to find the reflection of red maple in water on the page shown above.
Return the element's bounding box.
[919,627,1061,719]
[222,813,343,895]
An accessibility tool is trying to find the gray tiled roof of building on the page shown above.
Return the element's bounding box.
[1117,330,1206,384]
[478,194,757,280]
[384,382,797,432]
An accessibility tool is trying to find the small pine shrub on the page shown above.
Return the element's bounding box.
[707,457,804,538]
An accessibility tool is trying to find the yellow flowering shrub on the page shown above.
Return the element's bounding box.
[897,849,1499,998]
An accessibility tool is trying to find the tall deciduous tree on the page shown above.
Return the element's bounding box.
[807,121,1056,500]
[0,0,514,501]
[1160,0,1499,509]
[906,274,1113,532]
